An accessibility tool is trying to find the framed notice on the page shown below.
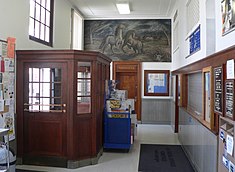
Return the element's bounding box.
[144,70,169,96]
[214,66,224,115]
[189,25,200,55]
[225,80,235,120]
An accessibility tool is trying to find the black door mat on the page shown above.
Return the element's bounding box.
[138,144,195,172]
[16,169,46,172]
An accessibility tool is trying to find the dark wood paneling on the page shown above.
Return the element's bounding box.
[74,115,92,159]
[27,120,63,156]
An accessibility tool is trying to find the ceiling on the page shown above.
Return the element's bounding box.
[68,0,176,19]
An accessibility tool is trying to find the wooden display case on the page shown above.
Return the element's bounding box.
[16,50,111,168]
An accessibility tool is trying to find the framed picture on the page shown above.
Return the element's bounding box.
[221,0,235,35]
[144,70,170,96]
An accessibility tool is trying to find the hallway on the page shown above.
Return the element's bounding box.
[16,124,180,172]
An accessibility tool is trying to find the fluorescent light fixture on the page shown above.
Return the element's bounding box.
[116,2,130,14]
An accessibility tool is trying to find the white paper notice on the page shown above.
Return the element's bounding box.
[0,100,4,112]
[227,59,235,79]
[229,161,235,172]
[227,134,234,156]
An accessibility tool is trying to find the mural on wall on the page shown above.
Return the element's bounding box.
[221,0,235,35]
[84,19,171,62]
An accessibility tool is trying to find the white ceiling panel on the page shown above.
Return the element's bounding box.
[68,0,176,19]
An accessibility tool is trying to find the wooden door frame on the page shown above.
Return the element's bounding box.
[112,61,142,121]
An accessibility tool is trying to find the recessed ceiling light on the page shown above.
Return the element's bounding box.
[116,2,130,14]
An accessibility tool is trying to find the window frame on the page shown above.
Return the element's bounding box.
[77,62,92,114]
[202,66,214,130]
[29,0,54,47]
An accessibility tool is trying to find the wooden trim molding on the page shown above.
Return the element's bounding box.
[202,66,214,130]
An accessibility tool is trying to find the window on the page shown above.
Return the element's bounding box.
[186,0,199,33]
[71,9,83,50]
[77,62,92,114]
[28,67,62,112]
[29,0,54,46]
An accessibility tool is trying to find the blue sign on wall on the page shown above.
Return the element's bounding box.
[189,25,200,55]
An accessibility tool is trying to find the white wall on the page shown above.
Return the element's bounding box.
[171,0,207,71]
[215,0,235,52]
[0,0,73,50]
[172,0,235,71]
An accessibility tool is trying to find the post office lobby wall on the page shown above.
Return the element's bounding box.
[141,63,172,124]
[178,108,217,172]
[141,98,171,124]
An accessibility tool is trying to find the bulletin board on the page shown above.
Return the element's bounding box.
[144,70,170,96]
[0,37,16,141]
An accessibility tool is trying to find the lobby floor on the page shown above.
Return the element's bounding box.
[16,124,180,172]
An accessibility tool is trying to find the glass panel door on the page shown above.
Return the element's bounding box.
[28,67,63,112]
[23,62,67,157]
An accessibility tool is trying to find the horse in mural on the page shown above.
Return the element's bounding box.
[99,24,126,53]
[122,30,143,54]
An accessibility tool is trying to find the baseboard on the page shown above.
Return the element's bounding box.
[67,148,103,169]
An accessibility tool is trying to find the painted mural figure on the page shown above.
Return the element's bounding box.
[122,30,143,54]
[99,24,126,54]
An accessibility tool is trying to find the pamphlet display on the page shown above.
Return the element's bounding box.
[219,116,235,172]
[104,80,136,149]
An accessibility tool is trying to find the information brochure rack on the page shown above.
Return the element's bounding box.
[104,110,131,149]
[104,80,132,150]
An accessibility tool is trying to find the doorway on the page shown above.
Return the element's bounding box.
[22,62,68,164]
[113,61,142,121]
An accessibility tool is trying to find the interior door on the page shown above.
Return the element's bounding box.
[113,61,141,121]
[23,62,67,157]
[117,72,137,106]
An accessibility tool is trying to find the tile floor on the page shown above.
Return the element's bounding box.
[16,124,180,172]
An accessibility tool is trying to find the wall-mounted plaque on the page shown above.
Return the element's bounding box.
[225,80,234,120]
[214,66,223,115]
[189,25,200,55]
